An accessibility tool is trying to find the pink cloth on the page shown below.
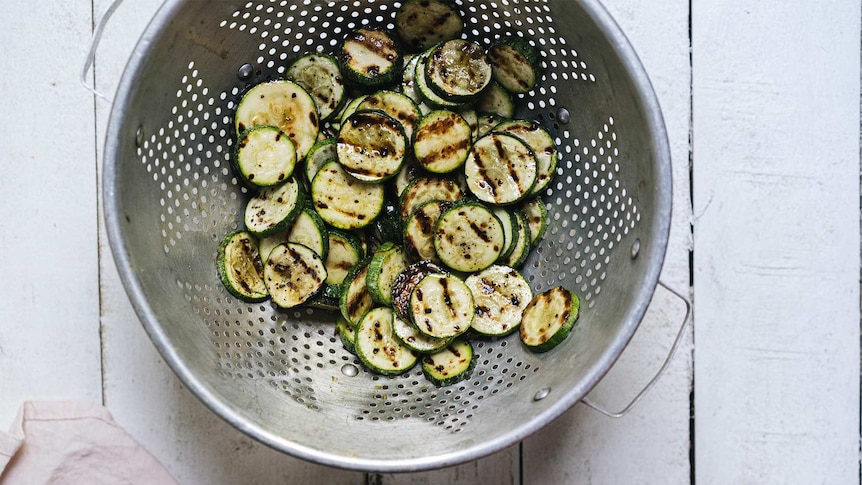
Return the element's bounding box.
[0,401,176,484]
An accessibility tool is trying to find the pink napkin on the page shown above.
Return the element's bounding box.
[0,401,176,484]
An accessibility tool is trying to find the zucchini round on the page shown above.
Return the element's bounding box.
[392,312,452,354]
[520,197,548,246]
[434,202,505,272]
[425,39,492,103]
[488,36,541,95]
[421,339,475,387]
[520,286,580,353]
[285,52,346,121]
[355,307,418,375]
[337,110,407,183]
[217,231,268,302]
[464,132,538,205]
[304,137,337,188]
[264,242,327,308]
[324,230,364,285]
[464,265,532,336]
[494,120,558,196]
[412,110,472,174]
[234,125,297,188]
[367,242,410,306]
[357,90,422,141]
[286,207,329,259]
[244,176,305,237]
[409,273,474,339]
[311,160,385,230]
[339,28,402,88]
[390,260,447,322]
[395,0,463,53]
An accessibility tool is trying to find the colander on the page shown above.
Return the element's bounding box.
[97,0,676,472]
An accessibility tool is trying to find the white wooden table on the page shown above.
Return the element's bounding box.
[1,1,858,483]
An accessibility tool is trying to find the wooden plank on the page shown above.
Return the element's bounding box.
[0,3,102,424]
[692,2,860,484]
[522,0,693,482]
[373,446,519,485]
[92,1,362,482]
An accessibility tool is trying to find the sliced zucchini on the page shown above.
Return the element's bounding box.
[459,108,479,140]
[476,113,505,139]
[337,110,407,183]
[357,90,422,141]
[403,199,446,262]
[421,339,475,387]
[285,53,346,121]
[392,312,451,354]
[217,231,268,302]
[488,36,541,95]
[394,158,424,197]
[474,81,515,118]
[258,231,288,263]
[520,287,580,353]
[306,283,343,311]
[336,95,369,124]
[304,137,337,188]
[390,260,447,322]
[464,132,538,205]
[355,307,418,375]
[400,55,424,107]
[287,207,329,259]
[520,197,548,246]
[264,242,327,308]
[311,160,385,230]
[412,109,472,174]
[414,53,467,110]
[464,265,532,336]
[395,0,463,53]
[234,80,320,161]
[339,258,374,326]
[398,176,464,221]
[335,316,357,354]
[234,125,297,188]
[434,202,505,272]
[324,230,364,285]
[367,242,409,306]
[490,206,517,261]
[494,120,558,196]
[503,210,531,268]
[425,39,492,103]
[339,28,402,87]
[244,176,305,237]
[409,273,474,339]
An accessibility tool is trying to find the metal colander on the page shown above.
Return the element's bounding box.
[102,0,671,472]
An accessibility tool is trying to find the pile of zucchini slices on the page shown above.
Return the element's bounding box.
[216,0,580,387]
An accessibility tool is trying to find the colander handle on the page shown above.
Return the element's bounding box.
[80,0,126,102]
[580,280,691,418]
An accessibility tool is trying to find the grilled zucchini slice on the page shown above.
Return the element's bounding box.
[285,53,346,121]
[412,109,472,174]
[392,312,452,353]
[304,137,337,188]
[339,258,375,326]
[395,0,463,53]
[357,90,422,141]
[286,207,329,259]
[234,80,320,161]
[503,210,531,268]
[367,242,409,306]
[398,176,464,221]
[520,197,548,246]
[234,125,297,188]
[337,110,407,183]
[434,202,505,272]
[391,260,447,322]
[464,132,537,205]
[355,307,418,375]
[339,28,402,88]
[413,53,467,110]
[217,231,268,302]
[494,120,558,196]
[476,113,505,139]
[490,206,518,261]
[409,273,474,339]
[422,339,475,387]
[474,81,515,118]
[311,160,385,230]
[425,39,492,103]
[335,316,357,354]
[264,242,327,308]
[403,199,446,262]
[520,287,580,352]
[244,176,305,237]
[324,230,364,285]
[306,283,343,311]
[488,36,541,95]
[465,265,532,336]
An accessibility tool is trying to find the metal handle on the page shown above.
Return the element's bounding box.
[581,280,691,418]
[80,0,127,103]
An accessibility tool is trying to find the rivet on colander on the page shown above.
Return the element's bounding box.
[237,63,255,81]
[340,363,359,377]
[134,127,144,148]
[533,387,551,401]
[556,107,571,124]
[631,238,641,259]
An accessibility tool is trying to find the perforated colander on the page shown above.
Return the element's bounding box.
[101,0,671,472]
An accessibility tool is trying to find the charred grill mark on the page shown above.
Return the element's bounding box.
[469,219,493,242]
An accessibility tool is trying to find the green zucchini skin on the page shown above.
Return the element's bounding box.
[217,230,269,302]
[421,339,476,387]
[366,242,409,306]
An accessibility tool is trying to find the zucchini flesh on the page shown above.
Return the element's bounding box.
[503,210,531,268]
[476,113,505,139]
[488,36,541,95]
[464,132,538,205]
[398,176,464,221]
[421,339,475,387]
[217,231,268,302]
[474,81,515,118]
[520,197,548,246]
[367,242,409,306]
[520,286,580,352]
[465,265,532,336]
[244,176,304,237]
[494,120,558,196]
[264,242,327,308]
[413,110,472,174]
[403,199,446,262]
[339,28,402,87]
[287,207,329,259]
[304,137,337,188]
[392,312,451,353]
[339,258,375,326]
[395,0,463,53]
[410,273,474,339]
[490,206,517,261]
[426,39,492,102]
[235,125,297,188]
[355,307,418,375]
[357,90,422,141]
[285,53,346,121]
[400,55,424,107]
[311,160,385,230]
[337,110,407,182]
[390,260,447,322]
[394,158,424,197]
[324,230,364,285]
[234,80,320,161]
[434,202,505,272]
[258,231,288,263]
